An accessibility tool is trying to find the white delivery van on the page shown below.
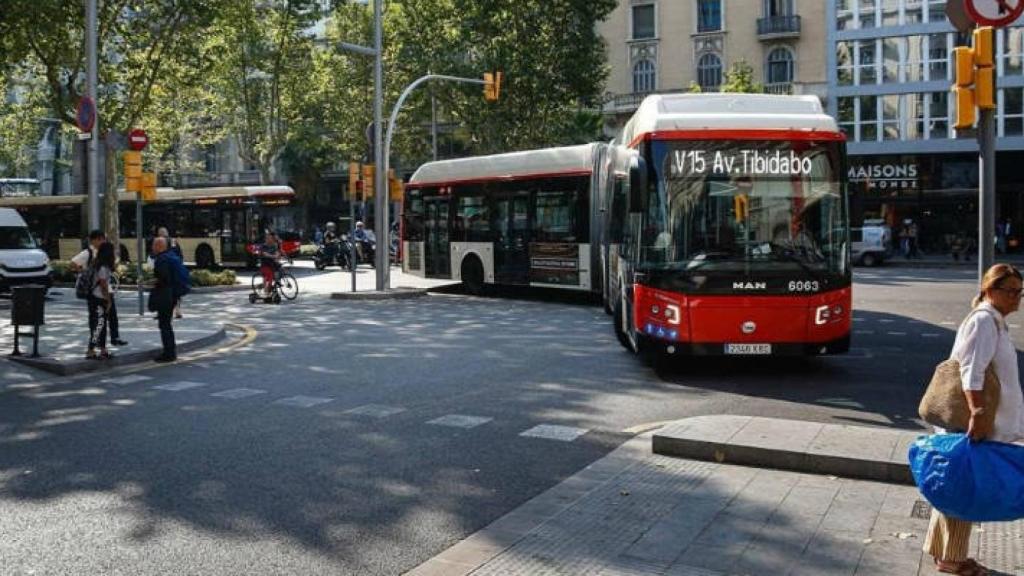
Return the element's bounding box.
[850,219,892,266]
[0,208,52,292]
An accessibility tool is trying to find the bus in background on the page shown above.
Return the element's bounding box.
[402,144,607,294]
[608,93,851,358]
[0,185,298,267]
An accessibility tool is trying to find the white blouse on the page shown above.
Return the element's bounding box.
[950,302,1024,443]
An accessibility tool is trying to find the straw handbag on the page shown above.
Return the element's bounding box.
[919,313,1001,432]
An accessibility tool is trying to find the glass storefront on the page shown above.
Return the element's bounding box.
[849,152,1024,255]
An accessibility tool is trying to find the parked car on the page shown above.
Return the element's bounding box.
[851,221,891,266]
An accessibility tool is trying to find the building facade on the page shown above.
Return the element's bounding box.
[598,0,828,135]
[827,0,1024,255]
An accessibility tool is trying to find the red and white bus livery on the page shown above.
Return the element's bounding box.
[607,93,851,357]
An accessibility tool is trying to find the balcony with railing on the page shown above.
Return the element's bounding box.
[757,15,801,39]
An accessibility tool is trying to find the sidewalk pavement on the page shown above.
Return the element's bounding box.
[409,417,1024,576]
[1,296,226,375]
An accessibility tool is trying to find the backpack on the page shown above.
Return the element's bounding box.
[167,252,191,298]
[74,250,95,300]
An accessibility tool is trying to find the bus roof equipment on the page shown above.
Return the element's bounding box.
[408,143,603,188]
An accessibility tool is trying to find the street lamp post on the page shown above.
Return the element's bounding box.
[86,0,100,230]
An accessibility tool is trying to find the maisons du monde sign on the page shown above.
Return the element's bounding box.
[847,163,920,191]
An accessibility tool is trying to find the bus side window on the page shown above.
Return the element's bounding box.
[609,177,626,243]
[454,191,489,243]
[534,180,581,243]
[403,192,425,242]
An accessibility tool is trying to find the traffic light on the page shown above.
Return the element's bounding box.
[953,27,996,130]
[348,162,359,199]
[483,71,502,102]
[733,193,749,223]
[388,169,403,202]
[362,164,375,197]
[123,151,142,193]
[141,172,157,202]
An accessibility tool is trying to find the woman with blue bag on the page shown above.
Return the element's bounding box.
[918,264,1024,575]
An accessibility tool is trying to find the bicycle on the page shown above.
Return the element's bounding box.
[249,257,298,304]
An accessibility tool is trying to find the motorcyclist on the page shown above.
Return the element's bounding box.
[352,221,376,262]
[323,221,339,244]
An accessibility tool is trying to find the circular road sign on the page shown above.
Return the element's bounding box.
[966,0,1024,27]
[76,97,96,133]
[128,129,149,151]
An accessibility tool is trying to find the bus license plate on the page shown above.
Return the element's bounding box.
[725,344,772,355]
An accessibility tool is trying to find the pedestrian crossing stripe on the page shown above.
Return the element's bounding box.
[153,381,207,392]
[210,388,267,399]
[427,415,493,429]
[274,395,334,408]
[102,374,153,386]
[519,424,589,442]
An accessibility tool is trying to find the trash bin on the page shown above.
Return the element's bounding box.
[11,284,46,357]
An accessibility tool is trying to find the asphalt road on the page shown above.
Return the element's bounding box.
[0,265,996,575]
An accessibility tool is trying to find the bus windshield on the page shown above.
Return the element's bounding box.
[641,139,846,277]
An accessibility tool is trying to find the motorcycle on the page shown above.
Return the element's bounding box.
[313,240,351,270]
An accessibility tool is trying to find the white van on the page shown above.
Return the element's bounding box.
[0,208,52,292]
[851,220,892,266]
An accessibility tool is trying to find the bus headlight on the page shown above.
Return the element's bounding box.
[815,305,831,325]
[665,304,681,325]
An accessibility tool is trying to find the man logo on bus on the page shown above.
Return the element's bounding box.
[733,281,768,290]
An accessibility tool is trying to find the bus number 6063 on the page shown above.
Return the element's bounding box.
[788,280,819,292]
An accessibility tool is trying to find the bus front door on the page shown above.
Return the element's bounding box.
[424,197,450,277]
[494,191,530,284]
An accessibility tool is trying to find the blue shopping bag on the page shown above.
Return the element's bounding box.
[909,433,1024,522]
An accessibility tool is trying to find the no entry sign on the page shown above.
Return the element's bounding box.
[966,0,1024,27]
[128,129,149,151]
[76,97,96,133]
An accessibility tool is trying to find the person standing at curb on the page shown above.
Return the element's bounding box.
[149,237,177,363]
[157,227,184,319]
[85,241,116,360]
[71,230,127,347]
[925,263,1024,576]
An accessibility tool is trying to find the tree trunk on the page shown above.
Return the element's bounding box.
[103,140,120,258]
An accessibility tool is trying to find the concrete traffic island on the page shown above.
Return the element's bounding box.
[3,306,228,376]
[652,414,920,485]
[330,287,428,301]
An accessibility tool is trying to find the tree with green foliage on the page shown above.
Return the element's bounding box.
[720,60,764,94]
[2,0,218,247]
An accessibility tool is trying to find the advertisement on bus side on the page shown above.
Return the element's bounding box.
[530,243,579,285]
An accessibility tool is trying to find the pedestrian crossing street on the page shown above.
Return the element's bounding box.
[98,375,593,443]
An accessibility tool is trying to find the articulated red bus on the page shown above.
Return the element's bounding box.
[606,93,851,358]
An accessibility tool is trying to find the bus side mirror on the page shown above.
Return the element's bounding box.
[628,156,647,213]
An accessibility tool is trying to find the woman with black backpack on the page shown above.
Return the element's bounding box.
[86,241,116,360]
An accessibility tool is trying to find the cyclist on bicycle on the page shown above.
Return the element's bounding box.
[258,231,283,297]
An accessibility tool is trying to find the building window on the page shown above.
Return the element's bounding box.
[632,4,656,40]
[905,0,924,24]
[881,0,899,26]
[837,41,854,85]
[764,0,793,17]
[633,59,656,93]
[838,96,856,139]
[929,91,949,139]
[926,0,945,22]
[859,0,877,28]
[860,95,879,141]
[1003,27,1023,77]
[837,0,854,30]
[907,93,925,140]
[697,0,722,32]
[882,37,902,83]
[765,47,794,85]
[858,40,878,85]
[927,33,949,81]
[1004,87,1024,136]
[697,53,723,91]
[904,35,924,82]
[882,95,901,140]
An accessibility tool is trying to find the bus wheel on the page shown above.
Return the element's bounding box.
[613,300,632,350]
[461,255,485,296]
[195,244,215,269]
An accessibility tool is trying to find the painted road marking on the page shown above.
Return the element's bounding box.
[153,381,208,392]
[853,318,865,322]
[886,331,907,336]
[427,414,493,429]
[274,395,334,408]
[922,333,941,338]
[879,319,895,324]
[102,374,152,386]
[344,404,406,418]
[519,424,589,442]
[211,388,267,399]
[854,330,874,335]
